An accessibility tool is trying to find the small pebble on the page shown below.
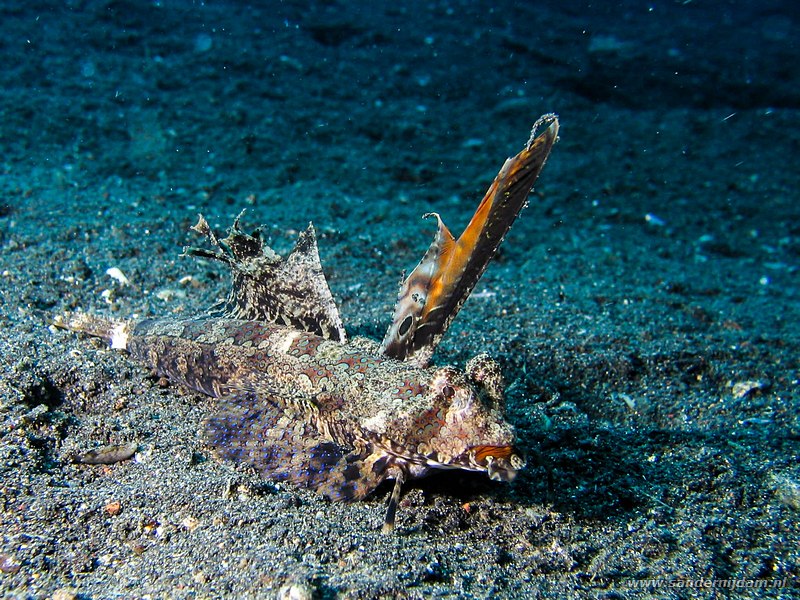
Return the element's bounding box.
[155,288,186,302]
[75,442,138,465]
[21,404,49,425]
[105,501,122,516]
[106,267,131,286]
[278,582,314,600]
[731,380,767,399]
[0,553,21,574]
[181,516,200,532]
[51,588,78,600]
[192,570,209,584]
[131,543,147,556]
[774,475,800,511]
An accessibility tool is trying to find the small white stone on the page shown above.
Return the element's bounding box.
[110,322,129,350]
[731,380,765,399]
[180,516,200,532]
[155,288,186,302]
[278,583,314,600]
[106,267,131,286]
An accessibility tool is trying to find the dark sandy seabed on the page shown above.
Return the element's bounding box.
[0,0,799,598]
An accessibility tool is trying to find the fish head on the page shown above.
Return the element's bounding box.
[424,354,525,481]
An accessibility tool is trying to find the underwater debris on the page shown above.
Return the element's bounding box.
[105,267,131,287]
[75,442,138,465]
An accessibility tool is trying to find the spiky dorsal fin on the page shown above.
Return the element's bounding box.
[184,212,346,342]
[381,114,559,365]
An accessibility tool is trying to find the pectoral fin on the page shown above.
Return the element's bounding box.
[185,212,346,342]
[204,392,386,502]
[381,114,559,364]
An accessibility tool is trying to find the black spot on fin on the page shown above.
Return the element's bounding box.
[381,115,559,365]
[184,212,346,342]
[203,392,387,502]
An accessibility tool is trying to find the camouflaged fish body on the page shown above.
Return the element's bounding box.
[114,317,518,506]
[58,115,559,531]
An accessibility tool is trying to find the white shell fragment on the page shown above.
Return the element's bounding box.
[109,322,130,350]
[155,288,187,302]
[106,267,131,286]
[75,442,138,465]
[731,380,767,399]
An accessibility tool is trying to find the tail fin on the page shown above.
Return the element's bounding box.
[53,312,133,350]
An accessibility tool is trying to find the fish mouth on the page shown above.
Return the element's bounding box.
[465,445,525,482]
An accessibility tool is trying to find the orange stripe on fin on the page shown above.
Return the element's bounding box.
[472,445,515,462]
[381,114,559,365]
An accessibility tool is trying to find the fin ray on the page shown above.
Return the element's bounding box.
[185,213,346,342]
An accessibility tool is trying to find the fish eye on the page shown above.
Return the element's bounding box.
[398,315,413,337]
[442,385,455,399]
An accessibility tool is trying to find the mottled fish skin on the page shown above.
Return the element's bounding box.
[126,317,523,507]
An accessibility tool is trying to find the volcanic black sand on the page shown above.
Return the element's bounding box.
[1,1,798,598]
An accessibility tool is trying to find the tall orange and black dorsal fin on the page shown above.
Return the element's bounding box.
[184,212,346,342]
[381,114,559,365]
